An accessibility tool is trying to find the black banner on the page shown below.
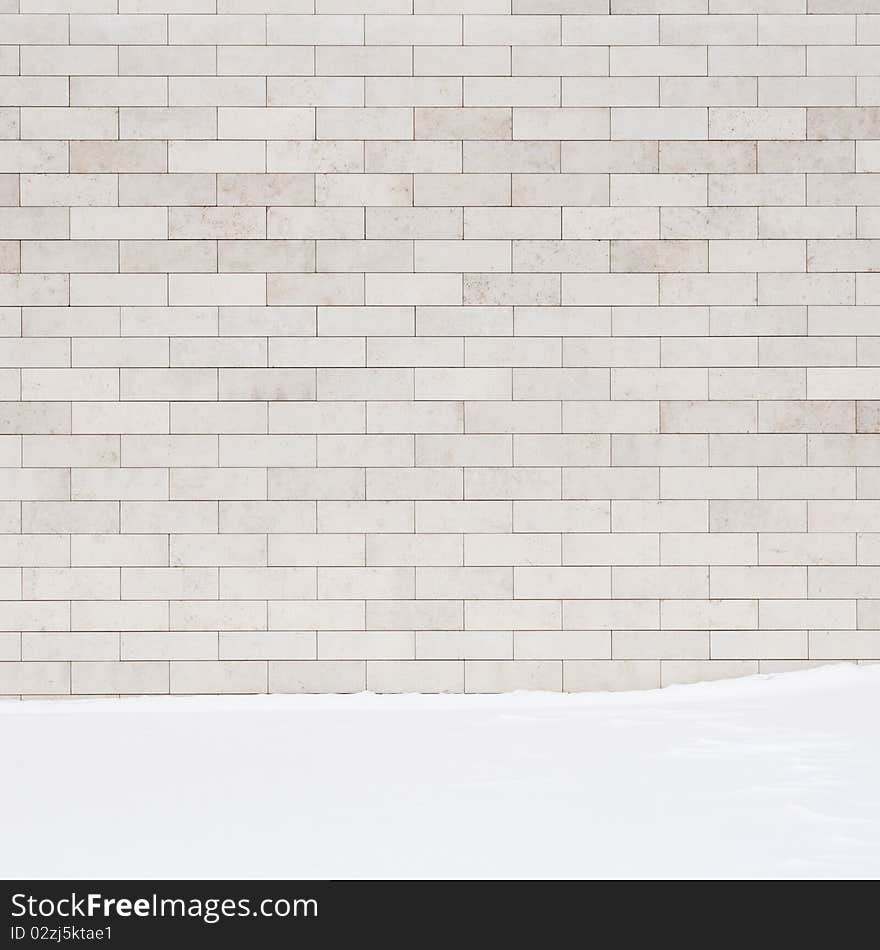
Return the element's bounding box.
[2,881,575,948]
[0,878,832,947]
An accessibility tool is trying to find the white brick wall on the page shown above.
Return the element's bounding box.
[1,2,879,696]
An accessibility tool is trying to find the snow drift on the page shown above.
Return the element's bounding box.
[2,664,878,880]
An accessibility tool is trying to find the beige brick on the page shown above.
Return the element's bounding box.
[367,659,463,693]
[72,661,168,695]
[564,660,660,692]
[269,660,365,693]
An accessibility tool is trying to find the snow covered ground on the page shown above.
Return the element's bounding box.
[2,664,879,880]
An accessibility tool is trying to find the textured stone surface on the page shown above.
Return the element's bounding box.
[1,4,880,694]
